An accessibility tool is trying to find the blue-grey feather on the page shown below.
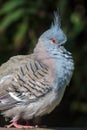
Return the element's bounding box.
[51,11,61,30]
[39,12,67,45]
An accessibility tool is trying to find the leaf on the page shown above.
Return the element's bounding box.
[0,0,26,15]
[0,9,25,31]
[13,19,28,48]
[69,12,85,39]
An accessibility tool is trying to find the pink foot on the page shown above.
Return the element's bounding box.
[7,121,34,128]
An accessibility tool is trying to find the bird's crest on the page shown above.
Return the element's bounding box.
[51,11,61,30]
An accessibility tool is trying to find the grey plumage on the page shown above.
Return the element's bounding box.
[0,12,74,123]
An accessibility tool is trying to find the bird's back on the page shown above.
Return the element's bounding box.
[0,54,34,78]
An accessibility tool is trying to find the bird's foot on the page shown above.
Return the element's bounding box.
[7,121,35,128]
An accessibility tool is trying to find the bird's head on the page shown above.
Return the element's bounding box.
[34,12,67,58]
[39,12,67,46]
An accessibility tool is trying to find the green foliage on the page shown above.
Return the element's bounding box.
[13,19,28,48]
[0,9,25,30]
[70,12,85,39]
[0,0,26,15]
[0,0,87,127]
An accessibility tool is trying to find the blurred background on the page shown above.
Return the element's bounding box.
[0,0,87,127]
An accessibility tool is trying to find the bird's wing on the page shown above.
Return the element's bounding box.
[0,55,52,111]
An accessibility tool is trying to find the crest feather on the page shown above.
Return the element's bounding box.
[51,11,61,29]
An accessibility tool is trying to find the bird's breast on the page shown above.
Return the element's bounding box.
[53,53,74,91]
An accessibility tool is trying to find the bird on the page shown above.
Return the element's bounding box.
[0,12,74,128]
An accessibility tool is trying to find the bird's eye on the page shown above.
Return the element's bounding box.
[50,38,56,44]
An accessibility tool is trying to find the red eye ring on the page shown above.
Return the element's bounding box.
[50,38,56,43]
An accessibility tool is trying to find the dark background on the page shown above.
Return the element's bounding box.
[0,0,87,127]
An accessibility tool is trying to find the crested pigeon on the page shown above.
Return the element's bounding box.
[0,12,74,128]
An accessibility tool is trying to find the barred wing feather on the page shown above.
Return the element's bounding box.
[0,55,52,111]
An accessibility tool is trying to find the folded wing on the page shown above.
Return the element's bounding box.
[0,55,52,111]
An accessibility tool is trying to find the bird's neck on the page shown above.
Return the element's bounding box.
[34,41,56,68]
[34,42,74,90]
